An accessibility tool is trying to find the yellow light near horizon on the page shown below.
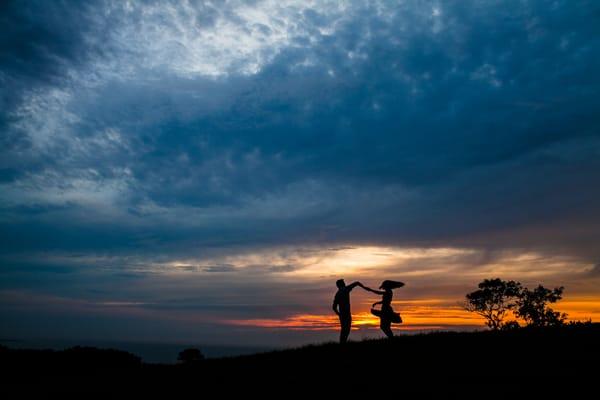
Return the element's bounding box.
[162,245,592,286]
[291,246,475,277]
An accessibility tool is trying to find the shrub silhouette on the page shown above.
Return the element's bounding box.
[516,285,567,327]
[464,278,521,330]
[500,320,521,330]
[178,348,205,365]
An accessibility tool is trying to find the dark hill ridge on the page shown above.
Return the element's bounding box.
[2,324,598,395]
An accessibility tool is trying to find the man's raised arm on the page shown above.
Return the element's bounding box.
[347,281,363,291]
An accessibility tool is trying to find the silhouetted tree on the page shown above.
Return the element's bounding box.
[515,285,567,327]
[178,348,204,365]
[464,278,521,330]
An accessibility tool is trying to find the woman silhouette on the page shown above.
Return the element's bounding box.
[363,280,405,338]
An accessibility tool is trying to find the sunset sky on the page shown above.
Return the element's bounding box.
[1,0,599,348]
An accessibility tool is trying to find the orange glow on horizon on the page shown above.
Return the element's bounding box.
[224,297,600,331]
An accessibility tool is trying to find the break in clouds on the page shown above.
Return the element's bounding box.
[1,1,599,344]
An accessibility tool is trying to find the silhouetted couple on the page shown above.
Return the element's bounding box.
[332,279,405,343]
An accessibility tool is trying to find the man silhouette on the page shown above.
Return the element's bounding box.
[332,279,364,343]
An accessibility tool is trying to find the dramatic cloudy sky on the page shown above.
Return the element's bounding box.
[1,0,599,347]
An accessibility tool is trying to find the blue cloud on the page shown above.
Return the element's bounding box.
[1,0,599,258]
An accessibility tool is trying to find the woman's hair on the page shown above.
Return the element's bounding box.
[379,280,405,290]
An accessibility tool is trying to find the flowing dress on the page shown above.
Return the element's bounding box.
[371,290,402,323]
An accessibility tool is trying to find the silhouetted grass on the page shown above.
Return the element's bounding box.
[2,323,598,395]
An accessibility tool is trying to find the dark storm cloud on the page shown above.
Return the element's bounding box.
[0,1,100,82]
[0,1,106,154]
[1,1,599,268]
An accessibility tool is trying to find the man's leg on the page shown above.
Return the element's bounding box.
[340,316,351,343]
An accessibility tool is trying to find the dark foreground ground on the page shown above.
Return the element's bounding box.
[2,324,598,396]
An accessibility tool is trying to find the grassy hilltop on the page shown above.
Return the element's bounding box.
[2,324,598,395]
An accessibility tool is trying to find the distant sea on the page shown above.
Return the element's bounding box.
[0,338,278,364]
